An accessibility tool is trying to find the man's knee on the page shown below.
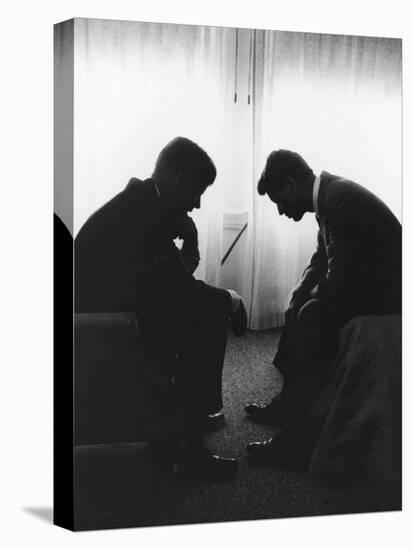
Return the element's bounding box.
[297,298,342,362]
[297,299,324,332]
[296,298,338,352]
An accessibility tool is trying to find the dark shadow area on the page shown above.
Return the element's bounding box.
[54,214,74,530]
[23,506,53,524]
[73,329,401,531]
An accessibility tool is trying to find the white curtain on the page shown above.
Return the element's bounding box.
[246,31,402,329]
[73,19,236,286]
[72,21,402,329]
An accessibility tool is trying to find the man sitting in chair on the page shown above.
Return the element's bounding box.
[245,149,401,466]
[75,137,247,479]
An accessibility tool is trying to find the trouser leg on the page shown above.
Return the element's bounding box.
[141,286,230,446]
[274,297,358,386]
[266,296,395,468]
[268,297,359,427]
[198,322,228,414]
[272,316,307,384]
[174,287,230,418]
[174,316,228,431]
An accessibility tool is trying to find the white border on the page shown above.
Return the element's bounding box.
[0,1,410,548]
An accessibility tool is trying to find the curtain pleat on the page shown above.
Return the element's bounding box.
[246,31,401,329]
[74,19,236,287]
[73,21,401,330]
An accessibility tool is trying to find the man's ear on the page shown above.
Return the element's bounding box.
[175,172,191,190]
[287,176,299,192]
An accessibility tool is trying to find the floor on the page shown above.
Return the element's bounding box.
[74,329,401,531]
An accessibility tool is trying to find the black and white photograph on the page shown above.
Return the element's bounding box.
[54,17,402,531]
[1,1,410,548]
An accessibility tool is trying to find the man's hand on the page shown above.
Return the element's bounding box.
[284,288,308,323]
[173,215,200,273]
[173,215,198,242]
[227,289,247,336]
[227,289,242,314]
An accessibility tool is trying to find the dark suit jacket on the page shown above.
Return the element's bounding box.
[75,178,231,335]
[298,172,401,314]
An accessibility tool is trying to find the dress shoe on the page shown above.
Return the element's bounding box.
[247,437,277,458]
[245,383,315,426]
[207,408,224,419]
[246,435,289,467]
[176,446,238,480]
[247,428,315,470]
[244,395,287,426]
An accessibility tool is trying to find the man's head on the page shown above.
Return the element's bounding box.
[257,150,315,221]
[153,137,216,216]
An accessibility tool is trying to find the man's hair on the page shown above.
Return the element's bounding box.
[153,137,216,189]
[257,149,314,195]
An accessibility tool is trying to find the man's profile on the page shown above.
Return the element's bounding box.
[245,149,401,466]
[75,137,247,479]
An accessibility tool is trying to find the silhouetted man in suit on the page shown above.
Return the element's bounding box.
[75,137,247,478]
[246,149,401,465]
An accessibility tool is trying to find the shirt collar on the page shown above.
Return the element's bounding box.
[153,180,161,198]
[312,174,321,218]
